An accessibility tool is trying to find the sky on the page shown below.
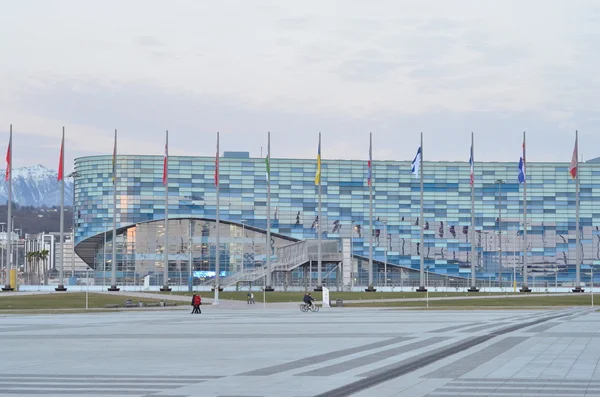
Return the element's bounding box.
[1,0,599,173]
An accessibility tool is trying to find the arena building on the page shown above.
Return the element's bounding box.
[72,152,600,289]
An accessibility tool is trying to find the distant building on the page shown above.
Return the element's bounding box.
[22,232,90,284]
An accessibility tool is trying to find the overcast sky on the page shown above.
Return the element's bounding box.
[1,0,598,172]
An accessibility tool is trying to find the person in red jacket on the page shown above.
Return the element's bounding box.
[194,294,202,314]
[191,294,202,314]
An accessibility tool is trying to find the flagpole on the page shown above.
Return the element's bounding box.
[161,130,171,292]
[468,132,479,292]
[56,127,67,291]
[574,130,583,292]
[316,132,323,291]
[2,125,13,291]
[265,131,273,291]
[108,129,119,291]
[417,132,426,292]
[213,132,220,305]
[367,132,375,291]
[520,131,530,292]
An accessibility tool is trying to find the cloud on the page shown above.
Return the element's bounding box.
[3,75,593,172]
[0,0,598,169]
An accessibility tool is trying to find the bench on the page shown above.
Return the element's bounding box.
[123,300,138,308]
[104,304,120,308]
[145,302,160,307]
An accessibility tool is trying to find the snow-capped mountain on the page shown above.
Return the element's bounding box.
[0,165,73,207]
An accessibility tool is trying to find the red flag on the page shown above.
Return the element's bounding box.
[5,133,10,181]
[162,139,168,185]
[57,133,64,181]
[569,135,578,179]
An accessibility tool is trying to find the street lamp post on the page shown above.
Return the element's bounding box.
[495,180,505,288]
[188,219,193,292]
[425,265,430,308]
[383,221,388,287]
[241,220,247,273]
[14,228,20,281]
[351,221,355,290]
[0,223,5,286]
[513,237,517,292]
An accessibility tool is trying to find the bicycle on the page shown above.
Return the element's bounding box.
[299,302,319,312]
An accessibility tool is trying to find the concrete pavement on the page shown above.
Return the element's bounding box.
[1,304,599,396]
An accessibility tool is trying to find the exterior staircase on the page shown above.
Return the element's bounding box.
[208,239,341,288]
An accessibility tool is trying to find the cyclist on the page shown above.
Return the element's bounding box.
[303,292,315,309]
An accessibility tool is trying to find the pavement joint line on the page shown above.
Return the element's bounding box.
[312,309,579,397]
[296,337,450,377]
[237,336,414,376]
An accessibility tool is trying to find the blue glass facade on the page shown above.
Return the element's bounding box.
[73,153,600,283]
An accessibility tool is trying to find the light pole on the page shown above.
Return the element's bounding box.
[425,265,430,308]
[351,221,355,289]
[67,171,79,281]
[71,230,75,281]
[14,228,20,282]
[102,228,107,291]
[591,265,594,307]
[495,180,505,288]
[513,237,517,292]
[188,219,193,292]
[383,220,388,287]
[241,220,247,273]
[0,223,4,286]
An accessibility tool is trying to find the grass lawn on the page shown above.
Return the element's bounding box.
[0,293,167,310]
[344,294,599,308]
[156,290,527,303]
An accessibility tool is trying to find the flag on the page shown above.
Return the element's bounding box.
[518,139,525,183]
[367,138,372,186]
[314,136,321,185]
[162,135,168,185]
[58,133,64,182]
[214,147,219,186]
[112,130,117,185]
[411,146,421,176]
[5,132,11,181]
[265,153,270,181]
[469,143,474,187]
[569,135,578,180]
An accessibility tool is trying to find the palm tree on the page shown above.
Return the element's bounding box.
[26,251,36,284]
[39,249,49,285]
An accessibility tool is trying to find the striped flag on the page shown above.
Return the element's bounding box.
[518,138,525,183]
[265,152,270,181]
[112,130,117,185]
[58,131,64,182]
[411,146,421,177]
[214,136,219,187]
[162,132,168,185]
[469,143,474,186]
[367,135,372,186]
[314,134,321,185]
[5,129,11,181]
[569,135,578,179]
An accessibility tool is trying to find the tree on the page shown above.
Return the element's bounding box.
[39,249,49,285]
[26,251,36,284]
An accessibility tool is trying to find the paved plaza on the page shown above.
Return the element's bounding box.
[1,304,599,396]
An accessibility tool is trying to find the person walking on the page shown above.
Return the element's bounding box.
[191,294,198,314]
[194,294,202,314]
[250,292,255,304]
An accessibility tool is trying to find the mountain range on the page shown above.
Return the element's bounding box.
[0,165,73,207]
